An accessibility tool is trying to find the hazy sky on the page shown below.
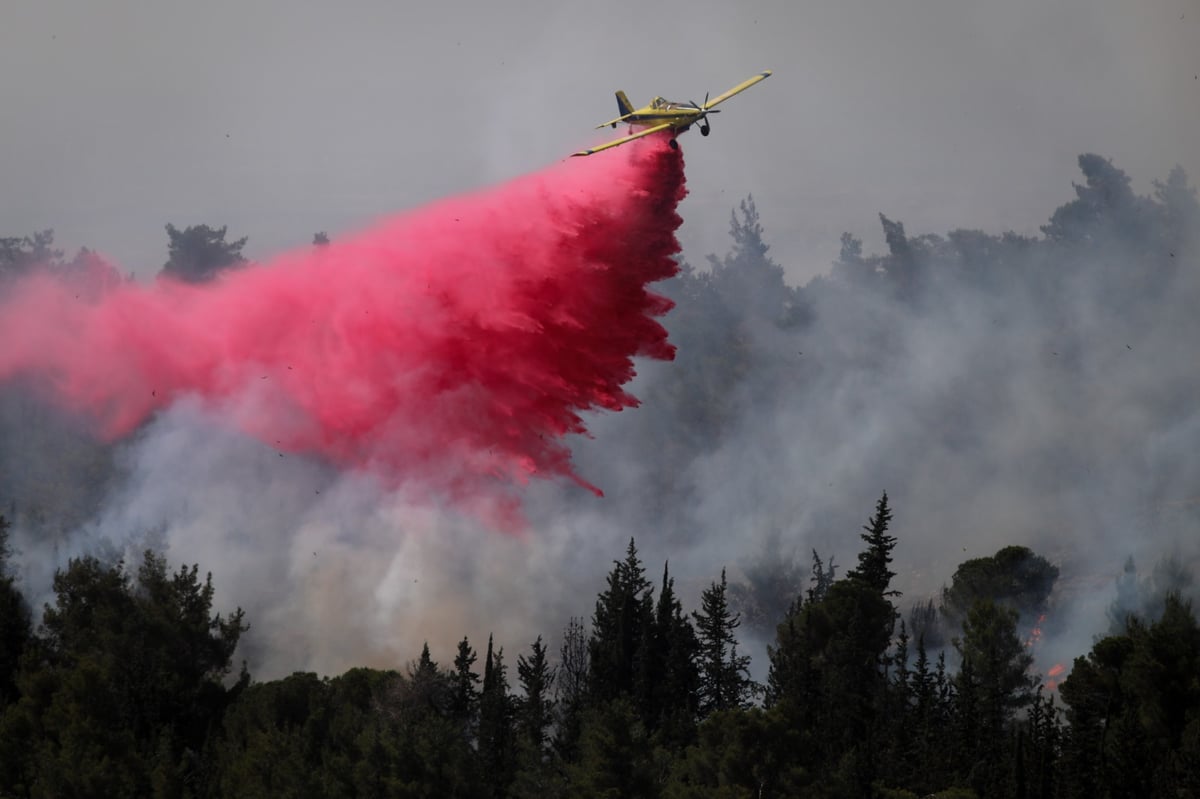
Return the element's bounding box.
[3,0,1197,283]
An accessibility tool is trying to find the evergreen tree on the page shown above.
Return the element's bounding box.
[0,229,62,277]
[0,550,246,797]
[694,568,753,716]
[766,577,897,792]
[953,598,1035,796]
[1059,593,1200,797]
[1041,153,1148,244]
[161,223,247,283]
[449,635,480,741]
[635,562,700,743]
[588,539,653,703]
[0,517,30,709]
[567,699,659,799]
[515,635,555,753]
[807,549,837,603]
[553,616,589,760]
[406,642,449,716]
[705,196,798,327]
[512,636,556,797]
[846,491,898,596]
[479,635,515,796]
[941,546,1059,634]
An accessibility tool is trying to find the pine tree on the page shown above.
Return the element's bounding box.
[953,598,1035,795]
[0,551,247,796]
[511,636,557,797]
[553,616,589,760]
[408,642,448,716]
[635,562,699,744]
[807,549,837,603]
[161,223,247,283]
[0,516,31,708]
[516,635,555,753]
[479,635,515,796]
[846,491,898,596]
[588,539,653,703]
[449,636,480,741]
[694,568,753,716]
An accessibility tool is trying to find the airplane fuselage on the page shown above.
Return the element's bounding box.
[620,112,700,131]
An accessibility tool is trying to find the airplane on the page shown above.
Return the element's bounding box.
[572,70,772,157]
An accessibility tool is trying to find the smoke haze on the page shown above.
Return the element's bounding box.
[6,151,1196,685]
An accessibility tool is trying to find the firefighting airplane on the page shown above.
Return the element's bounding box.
[572,70,772,157]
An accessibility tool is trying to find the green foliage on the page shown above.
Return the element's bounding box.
[635,563,701,747]
[0,229,62,278]
[588,539,653,704]
[1059,593,1200,797]
[1041,154,1147,243]
[941,546,1059,632]
[567,698,660,799]
[694,569,753,716]
[767,578,898,790]
[704,196,804,329]
[512,635,556,792]
[952,599,1036,795]
[806,549,837,603]
[161,223,247,283]
[664,707,806,798]
[846,492,898,597]
[760,495,921,791]
[0,550,246,797]
[0,517,31,709]
[449,635,480,740]
[479,635,515,796]
[552,616,589,762]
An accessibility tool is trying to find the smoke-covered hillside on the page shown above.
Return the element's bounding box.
[1,153,1198,680]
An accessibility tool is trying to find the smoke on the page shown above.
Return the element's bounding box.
[3,150,1198,685]
[0,138,686,531]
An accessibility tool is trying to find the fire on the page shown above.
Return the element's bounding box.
[1046,662,1066,691]
[1025,613,1047,648]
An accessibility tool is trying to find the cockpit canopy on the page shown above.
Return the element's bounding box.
[650,96,669,109]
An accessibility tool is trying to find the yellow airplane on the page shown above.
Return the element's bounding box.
[572,70,772,157]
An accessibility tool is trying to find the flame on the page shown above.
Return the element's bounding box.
[1025,613,1047,648]
[1046,662,1066,691]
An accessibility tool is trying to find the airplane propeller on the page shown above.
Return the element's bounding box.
[691,91,720,136]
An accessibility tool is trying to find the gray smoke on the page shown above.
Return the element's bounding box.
[5,154,1198,685]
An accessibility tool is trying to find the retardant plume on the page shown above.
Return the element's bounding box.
[0,139,686,527]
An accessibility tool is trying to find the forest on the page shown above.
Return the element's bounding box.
[0,152,1198,797]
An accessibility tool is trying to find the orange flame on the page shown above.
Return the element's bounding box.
[1025,613,1047,648]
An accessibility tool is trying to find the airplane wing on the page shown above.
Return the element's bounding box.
[572,122,675,157]
[703,70,772,110]
[595,113,635,130]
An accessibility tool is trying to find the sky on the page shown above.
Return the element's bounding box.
[3,0,1197,283]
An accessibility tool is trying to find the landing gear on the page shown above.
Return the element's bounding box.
[700,122,711,137]
[668,138,679,150]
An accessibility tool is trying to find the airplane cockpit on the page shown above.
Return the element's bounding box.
[650,96,668,109]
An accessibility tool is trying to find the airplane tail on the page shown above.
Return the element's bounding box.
[615,91,634,117]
